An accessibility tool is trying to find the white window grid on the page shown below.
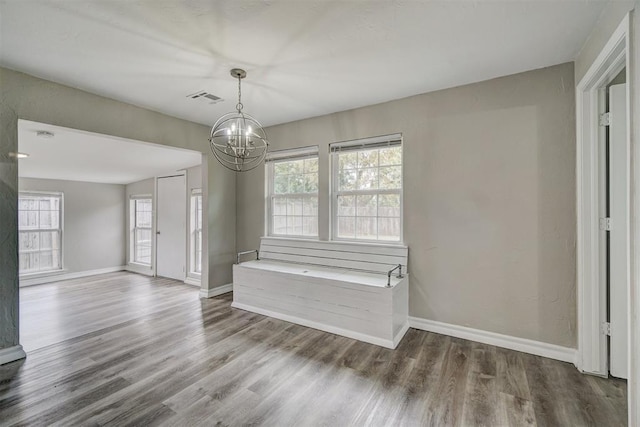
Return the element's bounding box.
[133,198,153,265]
[266,152,319,238]
[331,138,403,243]
[190,190,203,274]
[18,192,63,274]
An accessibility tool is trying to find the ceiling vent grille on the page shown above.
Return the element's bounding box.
[187,91,224,105]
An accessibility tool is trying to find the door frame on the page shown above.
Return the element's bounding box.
[576,12,635,423]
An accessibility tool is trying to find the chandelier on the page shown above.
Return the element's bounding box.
[209,68,269,172]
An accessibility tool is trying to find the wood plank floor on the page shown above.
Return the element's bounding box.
[0,272,627,426]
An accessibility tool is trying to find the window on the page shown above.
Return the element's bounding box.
[190,189,203,274]
[18,192,63,274]
[267,147,319,237]
[132,198,152,265]
[332,135,402,242]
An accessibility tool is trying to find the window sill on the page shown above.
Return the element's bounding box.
[267,235,320,241]
[263,236,406,249]
[330,238,405,247]
[20,268,66,280]
[128,262,152,268]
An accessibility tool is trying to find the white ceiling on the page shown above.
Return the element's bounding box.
[18,120,202,184]
[1,1,606,127]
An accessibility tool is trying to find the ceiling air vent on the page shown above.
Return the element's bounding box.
[187,91,224,105]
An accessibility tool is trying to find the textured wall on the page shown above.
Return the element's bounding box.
[19,178,126,278]
[0,67,236,353]
[237,63,577,348]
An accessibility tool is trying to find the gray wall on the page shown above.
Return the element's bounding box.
[237,62,577,348]
[19,178,126,278]
[187,164,203,195]
[0,67,235,352]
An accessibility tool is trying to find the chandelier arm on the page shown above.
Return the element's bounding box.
[210,152,266,172]
[209,147,267,162]
[210,134,268,146]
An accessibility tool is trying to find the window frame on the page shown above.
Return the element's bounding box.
[265,146,320,239]
[18,191,64,275]
[330,134,403,244]
[189,189,203,275]
[131,196,153,266]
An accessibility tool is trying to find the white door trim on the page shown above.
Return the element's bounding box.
[576,12,635,424]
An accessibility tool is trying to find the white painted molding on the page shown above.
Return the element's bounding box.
[576,12,630,379]
[232,301,406,349]
[629,10,640,426]
[20,266,126,287]
[0,345,26,365]
[409,317,577,365]
[184,276,201,287]
[199,284,233,298]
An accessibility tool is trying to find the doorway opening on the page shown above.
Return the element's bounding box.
[576,12,634,424]
[17,119,207,351]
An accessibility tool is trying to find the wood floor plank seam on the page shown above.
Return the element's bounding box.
[0,272,628,426]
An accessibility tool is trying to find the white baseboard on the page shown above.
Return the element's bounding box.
[199,284,233,298]
[0,345,26,365]
[20,266,126,287]
[409,317,577,365]
[184,277,201,287]
[232,301,403,349]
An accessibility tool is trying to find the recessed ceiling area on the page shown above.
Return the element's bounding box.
[18,120,202,184]
[0,1,607,127]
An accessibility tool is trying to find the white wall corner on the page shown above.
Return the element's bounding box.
[408,317,577,365]
[199,283,233,298]
[0,345,26,365]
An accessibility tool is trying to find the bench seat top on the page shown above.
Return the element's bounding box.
[237,259,405,288]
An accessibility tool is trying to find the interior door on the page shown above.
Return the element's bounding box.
[156,174,186,281]
[608,83,628,379]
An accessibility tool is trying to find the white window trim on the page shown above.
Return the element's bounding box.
[189,189,203,276]
[330,133,404,244]
[131,195,153,266]
[265,146,319,239]
[18,191,64,276]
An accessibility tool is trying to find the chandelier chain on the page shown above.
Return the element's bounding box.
[236,76,243,112]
